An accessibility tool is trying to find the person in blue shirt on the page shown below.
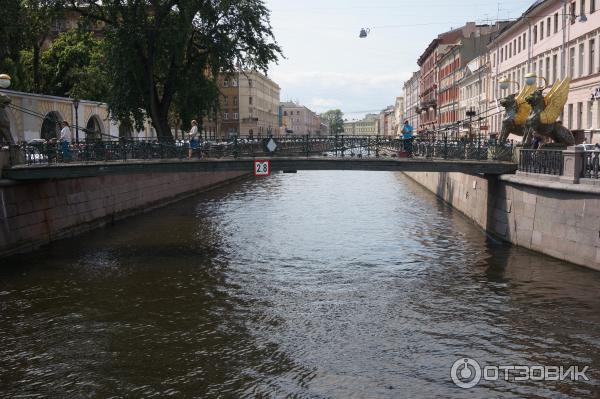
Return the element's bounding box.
[401,120,414,156]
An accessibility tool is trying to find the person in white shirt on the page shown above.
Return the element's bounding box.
[188,120,199,159]
[59,121,72,161]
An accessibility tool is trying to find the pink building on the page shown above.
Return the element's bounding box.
[489,0,600,143]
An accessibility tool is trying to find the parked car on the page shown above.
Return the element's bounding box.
[582,144,599,151]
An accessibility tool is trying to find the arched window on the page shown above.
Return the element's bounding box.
[41,111,63,140]
[85,115,104,141]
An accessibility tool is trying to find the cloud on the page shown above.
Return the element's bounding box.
[273,71,412,90]
[309,98,343,108]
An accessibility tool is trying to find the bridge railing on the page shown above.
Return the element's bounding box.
[518,149,564,176]
[583,150,600,179]
[10,135,518,166]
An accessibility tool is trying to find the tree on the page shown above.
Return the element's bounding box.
[0,0,25,89]
[20,0,66,93]
[73,0,282,140]
[320,109,344,134]
[34,29,109,101]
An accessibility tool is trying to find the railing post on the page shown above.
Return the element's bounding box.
[560,146,584,184]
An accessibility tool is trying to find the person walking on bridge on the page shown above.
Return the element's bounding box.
[188,120,199,159]
[401,120,414,157]
[59,120,72,162]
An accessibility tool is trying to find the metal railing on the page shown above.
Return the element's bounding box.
[411,140,514,161]
[518,149,564,176]
[9,135,518,167]
[583,150,600,179]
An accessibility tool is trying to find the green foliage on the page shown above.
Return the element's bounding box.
[37,29,108,100]
[320,109,345,134]
[77,0,283,139]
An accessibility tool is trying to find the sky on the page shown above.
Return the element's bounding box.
[263,0,534,120]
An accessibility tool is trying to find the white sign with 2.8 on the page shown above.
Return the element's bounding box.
[254,160,271,176]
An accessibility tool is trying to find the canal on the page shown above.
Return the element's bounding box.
[0,171,599,398]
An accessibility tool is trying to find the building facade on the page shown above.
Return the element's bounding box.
[393,97,405,136]
[343,114,379,135]
[216,71,280,139]
[403,71,421,133]
[280,101,324,136]
[459,54,492,138]
[488,0,600,142]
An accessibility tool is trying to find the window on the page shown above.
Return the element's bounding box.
[547,17,551,37]
[588,101,594,128]
[570,2,576,24]
[513,39,517,55]
[577,102,583,129]
[579,43,585,76]
[233,113,238,120]
[248,79,253,87]
[518,36,522,52]
[224,80,229,87]
[233,97,238,106]
[523,33,527,48]
[554,13,559,33]
[568,103,573,128]
[509,42,512,57]
[283,111,287,116]
[592,0,596,13]
[231,79,238,87]
[500,48,504,62]
[570,47,575,77]
[546,57,550,80]
[590,39,596,74]
[581,0,586,16]
[533,25,538,44]
[540,21,544,39]
[224,112,229,120]
[223,97,228,105]
[553,54,558,81]
[249,96,253,105]
[539,59,543,79]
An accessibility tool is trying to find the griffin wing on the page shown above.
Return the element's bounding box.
[541,78,571,124]
[514,84,536,125]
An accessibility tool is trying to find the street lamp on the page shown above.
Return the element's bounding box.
[0,74,11,89]
[72,98,80,144]
[524,72,548,89]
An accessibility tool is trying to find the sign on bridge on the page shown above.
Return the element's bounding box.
[254,160,271,177]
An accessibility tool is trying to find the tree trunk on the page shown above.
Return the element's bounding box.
[32,42,41,93]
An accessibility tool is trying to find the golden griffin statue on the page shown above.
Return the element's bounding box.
[499,83,536,143]
[524,78,575,146]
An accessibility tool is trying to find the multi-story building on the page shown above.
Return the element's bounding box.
[459,54,492,139]
[214,70,280,139]
[403,71,420,133]
[393,97,405,136]
[378,106,394,136]
[280,101,324,136]
[418,22,505,135]
[343,114,379,135]
[489,0,600,143]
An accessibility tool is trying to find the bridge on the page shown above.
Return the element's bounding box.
[2,136,518,180]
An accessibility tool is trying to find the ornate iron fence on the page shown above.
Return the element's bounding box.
[518,149,564,175]
[583,150,600,179]
[11,135,516,166]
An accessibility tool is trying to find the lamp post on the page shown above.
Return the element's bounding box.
[72,98,80,144]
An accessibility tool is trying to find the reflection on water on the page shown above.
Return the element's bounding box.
[0,171,599,398]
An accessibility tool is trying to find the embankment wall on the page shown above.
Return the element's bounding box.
[403,171,600,271]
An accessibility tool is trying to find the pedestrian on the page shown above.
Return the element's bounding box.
[531,133,542,150]
[59,120,72,162]
[188,120,199,159]
[401,120,414,156]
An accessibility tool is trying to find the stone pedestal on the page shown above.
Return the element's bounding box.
[560,146,584,184]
